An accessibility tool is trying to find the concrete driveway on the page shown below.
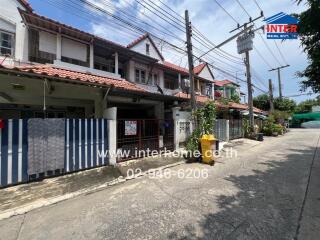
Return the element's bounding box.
[0,129,319,240]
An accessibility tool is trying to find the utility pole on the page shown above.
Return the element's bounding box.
[185,10,196,111]
[269,79,274,112]
[269,65,290,100]
[233,12,263,131]
[244,48,254,128]
[236,22,255,129]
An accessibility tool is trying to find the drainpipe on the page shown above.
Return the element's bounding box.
[56,32,62,62]
[43,79,47,113]
[101,85,114,114]
[114,52,119,75]
[90,40,94,69]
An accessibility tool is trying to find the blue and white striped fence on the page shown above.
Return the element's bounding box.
[0,119,28,187]
[0,118,109,188]
[65,119,109,173]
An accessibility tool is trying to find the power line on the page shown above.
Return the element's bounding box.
[157,0,184,21]
[140,0,185,27]
[148,0,244,62]
[132,0,245,66]
[134,0,186,34]
[47,0,268,94]
[274,40,289,65]
[95,0,187,42]
[213,0,239,25]
[46,0,142,40]
[257,32,282,66]
[252,0,263,12]
[253,46,274,69]
[236,0,251,18]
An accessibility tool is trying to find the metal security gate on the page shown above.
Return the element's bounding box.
[117,119,174,162]
[28,119,65,177]
[229,119,243,140]
[160,119,174,151]
[214,119,228,141]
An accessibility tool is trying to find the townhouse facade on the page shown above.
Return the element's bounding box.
[0,0,268,187]
[0,0,262,122]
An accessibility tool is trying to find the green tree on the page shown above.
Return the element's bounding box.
[294,96,320,113]
[253,94,270,111]
[231,94,241,103]
[274,97,297,112]
[294,0,320,93]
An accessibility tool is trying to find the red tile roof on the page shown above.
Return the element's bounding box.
[174,93,214,104]
[160,61,189,75]
[174,93,264,113]
[213,80,225,87]
[1,64,146,93]
[18,0,33,12]
[214,79,240,87]
[228,102,264,114]
[127,33,149,48]
[193,63,206,75]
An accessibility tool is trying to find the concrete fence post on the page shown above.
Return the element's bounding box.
[226,120,230,142]
[104,107,117,165]
[174,120,180,151]
[108,120,117,165]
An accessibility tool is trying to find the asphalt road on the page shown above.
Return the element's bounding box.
[0,129,319,240]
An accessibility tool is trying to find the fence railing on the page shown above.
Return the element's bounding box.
[229,119,243,140]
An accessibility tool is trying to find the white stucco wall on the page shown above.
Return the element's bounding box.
[198,65,214,81]
[39,31,56,54]
[61,37,87,62]
[0,0,28,65]
[130,38,163,63]
[0,18,15,33]
[128,61,164,87]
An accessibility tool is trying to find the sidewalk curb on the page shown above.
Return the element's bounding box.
[0,161,185,221]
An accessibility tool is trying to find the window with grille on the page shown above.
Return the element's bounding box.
[135,68,146,84]
[0,31,14,56]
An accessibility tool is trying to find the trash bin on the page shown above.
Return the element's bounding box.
[200,134,216,165]
[257,133,264,141]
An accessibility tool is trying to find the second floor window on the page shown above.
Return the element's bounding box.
[135,69,146,84]
[0,31,14,56]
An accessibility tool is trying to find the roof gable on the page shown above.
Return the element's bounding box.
[194,63,206,75]
[127,34,164,61]
[194,63,214,81]
[214,79,240,87]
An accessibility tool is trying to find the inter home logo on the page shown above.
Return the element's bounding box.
[264,12,300,39]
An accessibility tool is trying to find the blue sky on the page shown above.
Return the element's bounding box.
[28,0,317,103]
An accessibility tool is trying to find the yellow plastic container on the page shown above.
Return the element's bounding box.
[200,134,216,165]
